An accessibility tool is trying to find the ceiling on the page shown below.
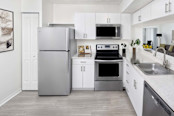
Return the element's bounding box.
[52,0,123,5]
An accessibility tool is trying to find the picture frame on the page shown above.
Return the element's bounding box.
[0,8,14,53]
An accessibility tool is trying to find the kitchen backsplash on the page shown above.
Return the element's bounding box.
[77,39,132,53]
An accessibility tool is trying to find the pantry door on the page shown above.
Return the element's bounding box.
[22,13,39,90]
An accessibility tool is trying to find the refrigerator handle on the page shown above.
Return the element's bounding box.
[66,28,70,51]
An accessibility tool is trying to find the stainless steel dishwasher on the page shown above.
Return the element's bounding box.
[143,82,174,116]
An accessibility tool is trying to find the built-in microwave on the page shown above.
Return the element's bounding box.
[96,24,121,39]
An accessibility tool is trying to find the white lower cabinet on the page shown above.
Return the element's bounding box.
[124,60,144,116]
[72,59,94,89]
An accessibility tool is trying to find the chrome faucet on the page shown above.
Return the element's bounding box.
[154,47,168,68]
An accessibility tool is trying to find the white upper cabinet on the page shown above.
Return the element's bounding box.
[133,10,141,25]
[75,13,85,39]
[151,0,166,19]
[96,13,121,24]
[96,13,108,24]
[121,14,131,40]
[75,13,96,39]
[140,2,152,22]
[85,13,96,39]
[132,0,174,25]
[108,13,121,24]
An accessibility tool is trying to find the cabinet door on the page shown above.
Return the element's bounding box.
[96,13,108,24]
[74,13,85,39]
[133,10,141,24]
[108,13,121,24]
[141,3,152,22]
[72,65,83,89]
[83,64,94,89]
[121,14,131,40]
[151,0,166,19]
[132,71,144,116]
[85,13,96,39]
[169,0,174,14]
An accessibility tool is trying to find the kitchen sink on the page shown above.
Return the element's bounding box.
[136,63,174,75]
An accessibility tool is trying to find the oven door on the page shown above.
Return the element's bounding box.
[95,60,123,81]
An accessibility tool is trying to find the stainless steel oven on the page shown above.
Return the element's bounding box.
[94,44,123,91]
[96,24,121,39]
[95,60,123,81]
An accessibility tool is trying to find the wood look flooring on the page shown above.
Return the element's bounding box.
[0,91,136,116]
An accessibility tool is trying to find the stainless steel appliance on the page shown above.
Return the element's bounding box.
[38,27,76,96]
[95,44,123,91]
[96,24,121,39]
[143,82,174,116]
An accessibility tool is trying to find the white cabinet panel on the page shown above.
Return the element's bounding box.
[96,13,108,24]
[151,0,166,19]
[133,10,141,24]
[75,13,85,39]
[121,14,131,40]
[72,65,83,88]
[22,13,39,90]
[108,13,121,24]
[96,13,121,24]
[141,3,152,22]
[124,59,144,116]
[83,65,94,88]
[72,59,94,89]
[75,13,96,39]
[85,13,96,39]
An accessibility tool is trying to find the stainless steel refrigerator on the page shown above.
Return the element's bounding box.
[38,27,76,96]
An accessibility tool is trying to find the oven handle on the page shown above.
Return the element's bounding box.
[95,60,123,62]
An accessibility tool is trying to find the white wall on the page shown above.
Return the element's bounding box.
[21,0,42,26]
[0,0,22,106]
[53,4,121,24]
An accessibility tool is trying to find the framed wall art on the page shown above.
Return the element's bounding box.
[0,9,14,53]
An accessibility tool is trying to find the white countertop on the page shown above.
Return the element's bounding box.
[72,53,96,59]
[125,48,174,111]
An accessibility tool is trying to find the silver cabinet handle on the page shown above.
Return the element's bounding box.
[86,33,87,38]
[83,66,85,72]
[165,3,168,13]
[126,64,129,67]
[81,66,83,72]
[126,71,129,75]
[134,80,137,89]
[83,34,85,38]
[109,18,110,23]
[126,80,129,84]
[169,2,171,12]
[138,16,141,21]
[107,18,109,23]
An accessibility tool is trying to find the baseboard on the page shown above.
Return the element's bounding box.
[0,88,21,107]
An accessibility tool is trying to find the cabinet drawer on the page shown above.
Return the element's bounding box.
[72,59,94,65]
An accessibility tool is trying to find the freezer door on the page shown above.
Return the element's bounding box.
[38,27,70,51]
[38,51,71,95]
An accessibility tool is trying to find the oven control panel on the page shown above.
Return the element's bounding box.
[96,44,119,50]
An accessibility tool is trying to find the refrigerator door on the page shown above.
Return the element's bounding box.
[38,51,71,95]
[38,27,70,51]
